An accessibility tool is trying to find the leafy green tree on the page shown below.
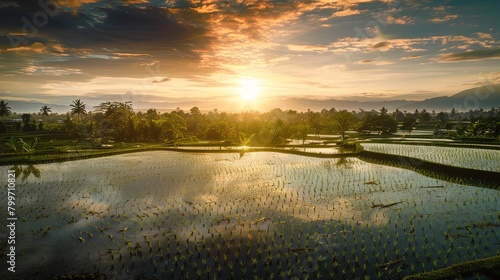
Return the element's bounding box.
[268,119,289,146]
[186,106,204,136]
[148,119,162,141]
[156,113,187,142]
[436,111,449,127]
[94,101,135,141]
[393,109,405,122]
[145,108,159,120]
[70,99,87,123]
[190,106,201,116]
[375,114,398,134]
[307,110,323,134]
[63,113,75,133]
[359,113,397,135]
[418,109,431,125]
[330,110,357,142]
[380,107,388,116]
[453,113,500,138]
[468,118,488,136]
[21,113,32,132]
[205,120,236,142]
[0,100,12,120]
[0,121,6,133]
[290,124,310,144]
[401,114,416,135]
[40,105,52,116]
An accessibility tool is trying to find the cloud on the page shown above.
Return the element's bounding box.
[435,48,500,62]
[331,8,365,17]
[319,64,347,71]
[1,0,499,103]
[0,3,218,81]
[327,33,497,56]
[357,59,393,65]
[429,14,459,23]
[55,0,100,9]
[152,77,171,83]
[385,15,414,25]
[401,55,422,60]
[476,32,492,39]
[432,5,447,12]
[328,37,428,54]
[371,41,391,51]
[287,44,329,53]
[7,42,46,53]
[22,65,82,76]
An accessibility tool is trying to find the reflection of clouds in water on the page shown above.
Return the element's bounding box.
[3,151,499,279]
[65,196,110,217]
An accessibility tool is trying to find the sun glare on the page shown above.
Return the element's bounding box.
[238,78,261,101]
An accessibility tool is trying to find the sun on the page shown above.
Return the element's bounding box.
[238,78,261,101]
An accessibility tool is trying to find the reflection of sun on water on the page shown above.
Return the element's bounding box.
[238,78,260,101]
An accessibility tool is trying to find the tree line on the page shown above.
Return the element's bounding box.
[1,100,499,144]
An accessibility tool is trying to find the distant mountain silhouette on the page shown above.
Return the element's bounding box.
[272,84,500,112]
[3,84,500,114]
[399,84,500,112]
[272,98,412,112]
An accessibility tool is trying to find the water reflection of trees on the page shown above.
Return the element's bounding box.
[335,157,352,168]
[10,165,41,181]
[323,157,353,171]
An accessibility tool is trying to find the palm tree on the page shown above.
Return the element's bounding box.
[40,105,52,117]
[70,99,87,123]
[0,100,12,120]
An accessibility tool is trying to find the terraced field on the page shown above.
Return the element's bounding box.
[362,143,500,172]
[0,151,498,279]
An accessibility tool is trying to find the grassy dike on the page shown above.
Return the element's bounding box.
[0,145,358,166]
[359,150,500,189]
[403,255,500,280]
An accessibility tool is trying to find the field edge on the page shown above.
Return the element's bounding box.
[403,255,500,280]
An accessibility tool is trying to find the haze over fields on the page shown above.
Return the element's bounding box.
[1,0,499,112]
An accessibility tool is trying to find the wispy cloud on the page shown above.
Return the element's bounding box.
[330,8,366,17]
[385,15,414,25]
[401,55,423,60]
[287,44,329,53]
[429,14,460,23]
[476,32,492,39]
[357,59,394,65]
[371,41,392,51]
[152,77,171,83]
[435,49,500,62]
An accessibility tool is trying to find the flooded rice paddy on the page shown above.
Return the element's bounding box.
[0,151,498,279]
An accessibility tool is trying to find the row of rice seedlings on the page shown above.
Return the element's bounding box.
[361,143,500,172]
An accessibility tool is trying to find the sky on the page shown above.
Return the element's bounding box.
[1,0,499,110]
